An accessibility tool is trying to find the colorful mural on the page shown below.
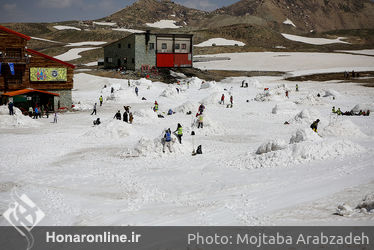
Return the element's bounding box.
[30,68,67,82]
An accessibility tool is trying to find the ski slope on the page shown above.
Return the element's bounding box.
[1,68,373,226]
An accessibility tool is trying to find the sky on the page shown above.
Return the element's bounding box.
[0,0,239,23]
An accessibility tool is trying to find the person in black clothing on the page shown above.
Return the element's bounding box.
[310,119,320,133]
[91,103,97,115]
[8,101,14,115]
[114,110,121,120]
[93,118,101,125]
[123,111,128,123]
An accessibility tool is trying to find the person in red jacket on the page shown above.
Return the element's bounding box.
[220,94,225,104]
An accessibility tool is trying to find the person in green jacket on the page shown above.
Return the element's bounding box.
[174,123,183,144]
[332,106,336,113]
[99,95,103,106]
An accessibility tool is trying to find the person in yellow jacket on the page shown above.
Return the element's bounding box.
[99,95,103,106]
[197,114,203,129]
[174,123,183,144]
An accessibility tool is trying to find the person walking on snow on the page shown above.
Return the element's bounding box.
[198,104,205,114]
[129,112,133,124]
[99,95,103,106]
[296,84,299,92]
[154,101,159,112]
[91,103,97,115]
[220,94,225,104]
[285,90,289,98]
[114,110,121,120]
[230,95,233,107]
[8,101,14,115]
[163,129,173,153]
[174,123,183,144]
[310,119,320,133]
[33,107,39,119]
[197,114,204,128]
[53,112,58,123]
[123,110,128,123]
[135,86,139,96]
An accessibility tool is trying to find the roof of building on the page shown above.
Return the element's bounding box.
[104,32,193,48]
[0,25,31,41]
[2,88,60,97]
[26,49,76,69]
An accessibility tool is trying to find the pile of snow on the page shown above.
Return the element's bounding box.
[272,102,298,114]
[191,113,225,136]
[31,37,62,44]
[195,38,245,47]
[336,194,374,216]
[125,132,192,158]
[288,109,321,124]
[256,139,287,154]
[187,77,203,88]
[170,70,187,79]
[322,120,366,137]
[0,106,40,128]
[283,19,296,27]
[133,109,158,124]
[281,33,349,45]
[289,128,323,144]
[239,139,363,169]
[294,94,325,105]
[247,79,262,88]
[160,86,179,97]
[323,89,341,98]
[351,103,374,113]
[175,101,199,114]
[84,62,98,66]
[200,92,222,105]
[200,81,217,90]
[84,120,132,138]
[335,204,354,216]
[135,78,152,87]
[146,20,181,29]
[356,194,374,212]
[72,103,92,111]
[53,25,81,31]
[254,85,288,102]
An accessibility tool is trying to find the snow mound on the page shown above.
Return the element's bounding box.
[237,140,363,169]
[294,94,324,105]
[187,77,203,88]
[135,78,152,87]
[200,81,217,90]
[256,139,287,155]
[0,106,40,128]
[351,103,374,113]
[160,85,178,97]
[248,79,262,88]
[200,92,222,105]
[290,128,323,144]
[254,85,287,102]
[336,204,354,216]
[133,109,158,124]
[175,101,199,114]
[72,103,92,111]
[84,120,132,138]
[321,119,366,137]
[356,194,374,211]
[323,89,341,98]
[190,113,225,136]
[170,70,186,78]
[272,102,297,114]
[125,133,192,158]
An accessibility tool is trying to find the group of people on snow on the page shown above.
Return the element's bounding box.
[332,106,370,116]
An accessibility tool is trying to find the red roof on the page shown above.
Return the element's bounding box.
[2,89,60,97]
[26,49,76,69]
[0,25,31,41]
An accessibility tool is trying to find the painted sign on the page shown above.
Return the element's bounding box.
[30,68,67,82]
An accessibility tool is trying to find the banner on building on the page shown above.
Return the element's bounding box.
[8,63,15,75]
[30,68,67,82]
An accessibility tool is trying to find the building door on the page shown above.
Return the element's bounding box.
[117,59,121,68]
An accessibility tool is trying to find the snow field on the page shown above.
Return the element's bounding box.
[0,106,40,128]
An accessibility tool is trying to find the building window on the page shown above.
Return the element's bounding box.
[118,44,121,48]
[132,58,135,63]
[5,48,22,59]
[181,44,187,50]
[149,43,155,50]
[162,43,167,49]
[108,58,113,63]
[175,43,180,50]
[128,44,131,49]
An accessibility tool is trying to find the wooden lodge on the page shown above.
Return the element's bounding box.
[0,25,75,111]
